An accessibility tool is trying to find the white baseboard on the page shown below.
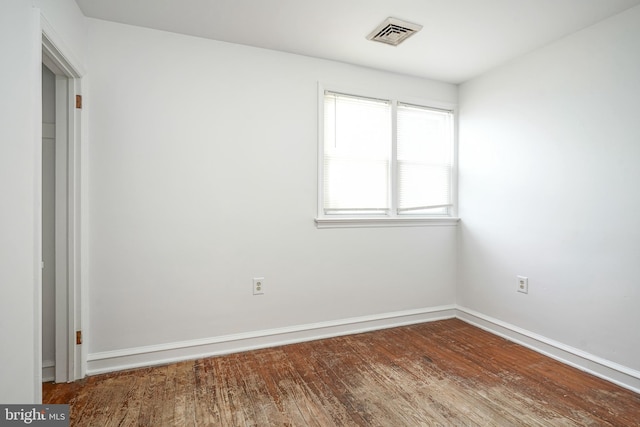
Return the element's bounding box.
[42,360,55,383]
[456,306,640,394]
[86,304,640,395]
[87,305,456,375]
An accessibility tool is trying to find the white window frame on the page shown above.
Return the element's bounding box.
[315,83,460,228]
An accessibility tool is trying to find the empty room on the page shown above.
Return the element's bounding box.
[1,0,639,425]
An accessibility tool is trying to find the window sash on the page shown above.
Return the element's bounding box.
[396,103,454,214]
[323,92,391,213]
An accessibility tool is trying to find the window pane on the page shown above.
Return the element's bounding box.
[324,92,391,212]
[397,104,453,213]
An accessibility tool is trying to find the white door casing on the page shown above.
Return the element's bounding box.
[40,17,86,385]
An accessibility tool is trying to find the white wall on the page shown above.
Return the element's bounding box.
[458,4,640,373]
[0,0,41,404]
[85,19,457,362]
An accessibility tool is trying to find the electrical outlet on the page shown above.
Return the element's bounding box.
[517,276,528,294]
[253,277,265,295]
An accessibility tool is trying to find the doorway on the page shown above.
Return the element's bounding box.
[40,29,84,384]
[41,58,72,384]
[41,63,57,382]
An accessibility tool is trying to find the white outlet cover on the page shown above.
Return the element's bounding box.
[253,277,265,295]
[517,276,528,294]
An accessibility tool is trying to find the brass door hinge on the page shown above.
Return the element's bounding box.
[76,95,82,109]
[76,330,82,345]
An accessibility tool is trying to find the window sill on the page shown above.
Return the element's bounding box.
[314,217,460,229]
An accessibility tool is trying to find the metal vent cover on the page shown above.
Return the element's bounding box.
[367,17,422,46]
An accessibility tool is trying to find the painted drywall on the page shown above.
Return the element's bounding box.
[85,19,457,357]
[458,5,640,371]
[0,0,40,404]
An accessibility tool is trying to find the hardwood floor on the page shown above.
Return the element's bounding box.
[43,319,640,426]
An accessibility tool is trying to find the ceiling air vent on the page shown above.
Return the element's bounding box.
[367,17,422,46]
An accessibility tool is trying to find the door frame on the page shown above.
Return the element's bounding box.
[40,17,86,384]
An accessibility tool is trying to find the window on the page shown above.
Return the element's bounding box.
[317,90,457,228]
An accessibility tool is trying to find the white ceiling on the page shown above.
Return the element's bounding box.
[74,0,640,84]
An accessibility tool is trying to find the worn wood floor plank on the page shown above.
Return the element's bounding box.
[193,358,220,426]
[181,361,198,427]
[44,319,640,426]
[225,352,270,426]
[284,342,362,426]
[347,329,492,426]
[253,348,315,426]
[372,327,536,426]
[101,371,146,427]
[289,340,370,426]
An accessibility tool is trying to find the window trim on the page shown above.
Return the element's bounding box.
[314,216,460,229]
[316,83,459,228]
